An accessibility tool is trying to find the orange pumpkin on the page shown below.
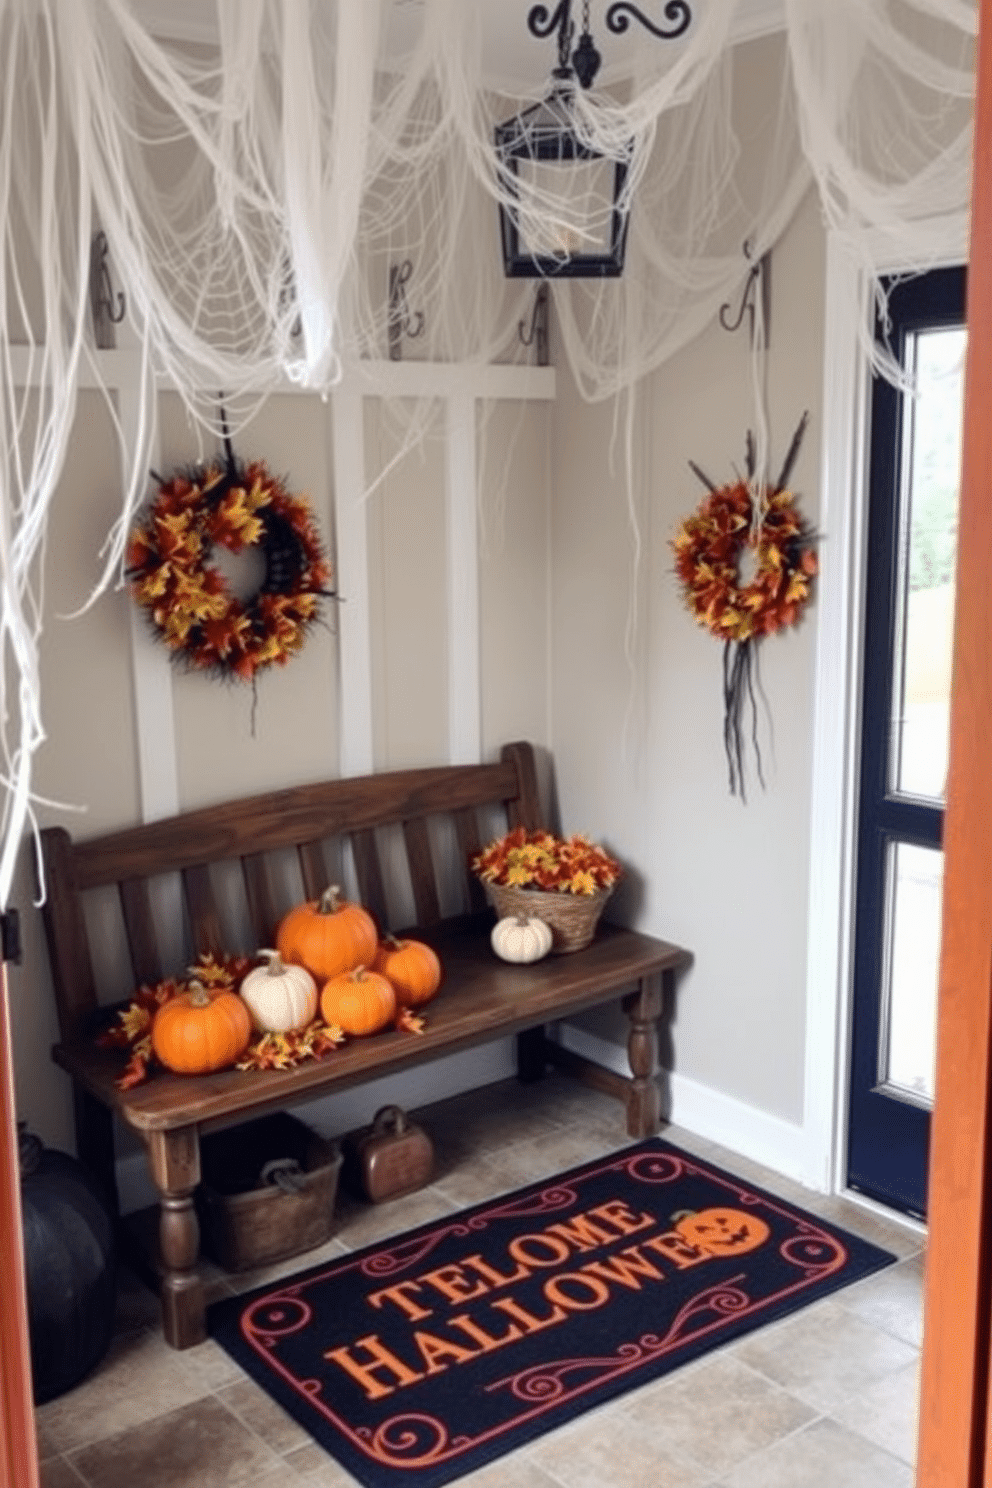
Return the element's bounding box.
[276,885,378,984]
[320,966,396,1036]
[674,1207,770,1257]
[151,981,252,1074]
[371,935,442,1009]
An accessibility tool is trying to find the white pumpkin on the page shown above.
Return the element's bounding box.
[240,949,318,1033]
[490,914,553,964]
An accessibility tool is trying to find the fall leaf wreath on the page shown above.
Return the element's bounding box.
[97,952,425,1090]
[671,413,818,798]
[127,446,334,682]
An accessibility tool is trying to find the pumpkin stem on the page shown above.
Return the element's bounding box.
[382,934,403,949]
[258,948,286,977]
[318,885,344,915]
[187,979,212,1008]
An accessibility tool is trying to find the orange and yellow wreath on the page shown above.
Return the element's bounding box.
[671,481,817,644]
[128,453,333,682]
[671,416,818,799]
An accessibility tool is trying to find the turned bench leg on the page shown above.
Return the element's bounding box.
[144,1126,206,1349]
[622,971,663,1138]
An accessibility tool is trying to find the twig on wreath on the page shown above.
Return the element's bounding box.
[776,410,809,491]
[688,460,718,493]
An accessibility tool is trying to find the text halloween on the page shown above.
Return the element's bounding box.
[325,1198,770,1400]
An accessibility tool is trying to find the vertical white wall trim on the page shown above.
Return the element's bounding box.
[118,378,180,823]
[330,385,375,776]
[446,392,481,765]
[802,235,871,1192]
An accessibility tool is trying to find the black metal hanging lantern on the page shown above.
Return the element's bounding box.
[495,2,693,279]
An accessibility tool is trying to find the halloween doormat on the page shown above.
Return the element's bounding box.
[207,1139,896,1488]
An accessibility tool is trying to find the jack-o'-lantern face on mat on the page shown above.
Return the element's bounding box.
[675,1207,770,1257]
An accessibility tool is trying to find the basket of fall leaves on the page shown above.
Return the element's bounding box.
[471,827,622,953]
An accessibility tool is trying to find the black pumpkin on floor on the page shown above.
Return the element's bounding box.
[18,1124,117,1403]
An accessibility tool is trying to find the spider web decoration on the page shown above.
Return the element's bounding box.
[0,0,975,903]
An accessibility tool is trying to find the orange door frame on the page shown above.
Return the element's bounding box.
[916,3,992,1483]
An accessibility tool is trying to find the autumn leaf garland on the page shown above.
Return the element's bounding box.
[97,951,425,1089]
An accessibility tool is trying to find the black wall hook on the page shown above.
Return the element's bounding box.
[720,241,771,350]
[519,283,550,366]
[388,260,426,362]
[89,231,126,349]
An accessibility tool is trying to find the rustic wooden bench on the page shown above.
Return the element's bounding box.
[39,741,691,1349]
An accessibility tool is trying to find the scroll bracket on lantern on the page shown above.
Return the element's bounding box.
[387,260,426,362]
[719,241,771,350]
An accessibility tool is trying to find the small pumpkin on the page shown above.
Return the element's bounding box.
[151,980,252,1074]
[491,914,553,964]
[371,935,442,1008]
[276,885,378,984]
[320,965,396,1036]
[239,949,318,1033]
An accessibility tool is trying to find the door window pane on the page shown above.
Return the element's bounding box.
[891,327,965,801]
[880,840,943,1106]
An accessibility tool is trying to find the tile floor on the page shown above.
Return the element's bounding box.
[35,1073,925,1488]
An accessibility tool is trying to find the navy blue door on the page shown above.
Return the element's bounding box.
[847,265,966,1219]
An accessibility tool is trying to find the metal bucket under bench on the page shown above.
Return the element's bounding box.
[39,741,691,1349]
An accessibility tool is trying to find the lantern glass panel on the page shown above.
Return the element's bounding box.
[516,156,616,259]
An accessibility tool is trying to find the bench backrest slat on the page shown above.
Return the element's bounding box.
[119,878,164,986]
[350,828,389,929]
[182,863,224,959]
[403,818,441,926]
[242,853,279,951]
[39,742,544,1042]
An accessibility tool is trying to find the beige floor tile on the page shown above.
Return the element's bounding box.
[730,1297,919,1414]
[332,1184,460,1251]
[432,1126,620,1207]
[34,1327,217,1453]
[529,1402,710,1488]
[39,1459,87,1488]
[458,1447,569,1487]
[217,1374,316,1454]
[713,1414,915,1488]
[228,1234,352,1294]
[35,1422,60,1462]
[65,1395,281,1488]
[832,1250,925,1349]
[803,1193,925,1261]
[282,1440,365,1482]
[832,1357,921,1466]
[620,1352,817,1477]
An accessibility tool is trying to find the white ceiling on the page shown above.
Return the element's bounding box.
[129,1,786,90]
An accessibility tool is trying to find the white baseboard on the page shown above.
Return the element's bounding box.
[554,1024,816,1190]
[116,1037,518,1214]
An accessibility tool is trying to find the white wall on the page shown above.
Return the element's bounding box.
[549,188,827,1172]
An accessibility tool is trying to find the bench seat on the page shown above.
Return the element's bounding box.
[40,742,691,1348]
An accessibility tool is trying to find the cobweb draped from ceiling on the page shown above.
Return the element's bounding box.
[0,0,976,904]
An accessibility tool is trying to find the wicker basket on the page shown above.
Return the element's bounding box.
[485,883,612,954]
